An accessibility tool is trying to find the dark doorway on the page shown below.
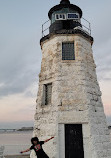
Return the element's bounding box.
[65,124,84,158]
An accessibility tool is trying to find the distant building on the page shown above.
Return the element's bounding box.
[33,0,111,158]
[17,127,33,131]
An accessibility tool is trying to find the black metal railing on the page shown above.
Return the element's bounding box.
[42,20,50,37]
[81,17,91,35]
[42,17,91,37]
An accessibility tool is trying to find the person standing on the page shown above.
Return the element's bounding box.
[20,136,54,158]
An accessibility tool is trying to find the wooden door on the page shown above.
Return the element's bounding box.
[65,124,84,158]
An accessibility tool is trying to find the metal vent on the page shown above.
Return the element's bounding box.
[62,42,75,60]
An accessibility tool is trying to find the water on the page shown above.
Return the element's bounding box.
[0,130,111,156]
[0,131,32,155]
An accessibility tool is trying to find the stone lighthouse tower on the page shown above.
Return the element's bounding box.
[34,0,111,158]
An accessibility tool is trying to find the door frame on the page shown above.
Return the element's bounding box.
[58,123,90,158]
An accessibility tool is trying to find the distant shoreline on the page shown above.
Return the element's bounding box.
[0,131,33,134]
[17,127,33,131]
[0,126,111,134]
[0,127,33,133]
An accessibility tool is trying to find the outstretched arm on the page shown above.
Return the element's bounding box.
[20,148,30,154]
[44,136,54,143]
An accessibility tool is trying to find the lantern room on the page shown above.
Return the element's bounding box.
[48,0,82,33]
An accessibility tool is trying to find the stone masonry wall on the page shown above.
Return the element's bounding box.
[33,34,111,158]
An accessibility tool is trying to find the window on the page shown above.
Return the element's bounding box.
[63,14,66,19]
[55,13,79,21]
[42,83,52,105]
[55,14,66,20]
[67,13,79,20]
[60,14,62,19]
[56,14,59,20]
[62,42,75,60]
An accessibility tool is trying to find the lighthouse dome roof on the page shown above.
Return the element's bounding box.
[48,0,82,19]
[60,0,70,5]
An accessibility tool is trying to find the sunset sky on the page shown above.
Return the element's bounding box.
[0,0,111,128]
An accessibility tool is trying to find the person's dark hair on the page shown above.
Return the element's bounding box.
[31,137,39,145]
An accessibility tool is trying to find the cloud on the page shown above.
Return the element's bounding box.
[91,0,111,79]
[0,0,43,98]
[0,30,41,98]
[24,81,39,98]
[0,66,38,97]
[104,104,111,116]
[0,87,36,122]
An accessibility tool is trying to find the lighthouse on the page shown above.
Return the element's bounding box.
[33,0,111,158]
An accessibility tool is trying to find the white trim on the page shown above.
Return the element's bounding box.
[82,124,92,158]
[58,124,65,158]
[58,123,87,158]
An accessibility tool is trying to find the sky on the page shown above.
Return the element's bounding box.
[0,0,111,128]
